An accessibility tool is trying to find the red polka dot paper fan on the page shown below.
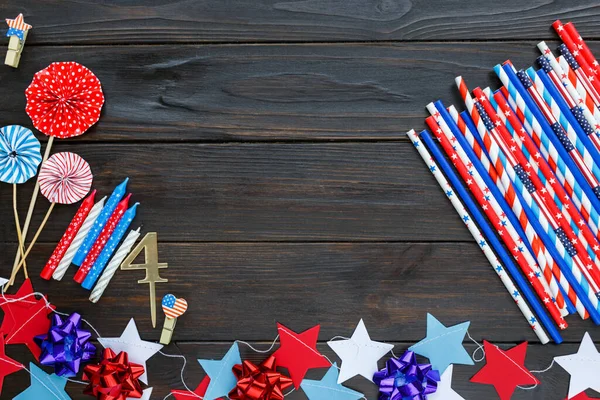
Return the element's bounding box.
[38,152,93,204]
[25,62,104,138]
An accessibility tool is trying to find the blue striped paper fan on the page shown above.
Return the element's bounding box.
[0,125,42,184]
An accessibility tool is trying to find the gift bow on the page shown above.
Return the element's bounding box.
[83,348,144,400]
[373,350,440,400]
[229,355,293,400]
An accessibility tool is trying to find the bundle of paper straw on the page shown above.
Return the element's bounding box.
[410,21,600,344]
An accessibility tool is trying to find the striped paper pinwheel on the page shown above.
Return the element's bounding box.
[9,152,93,285]
[0,125,42,281]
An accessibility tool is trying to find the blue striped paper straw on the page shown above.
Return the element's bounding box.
[408,129,550,344]
[436,101,575,315]
[528,67,600,178]
[419,129,563,343]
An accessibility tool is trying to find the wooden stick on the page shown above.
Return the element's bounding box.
[12,184,27,278]
[10,136,53,281]
[9,202,55,286]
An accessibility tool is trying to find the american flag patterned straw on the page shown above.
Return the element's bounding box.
[38,152,93,205]
[563,22,600,79]
[408,129,550,344]
[558,44,600,107]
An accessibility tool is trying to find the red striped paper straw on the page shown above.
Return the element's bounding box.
[564,22,599,80]
[558,54,600,121]
[475,87,600,265]
[554,20,600,98]
[426,115,567,329]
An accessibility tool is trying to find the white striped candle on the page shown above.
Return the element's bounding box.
[89,227,141,303]
[52,196,106,281]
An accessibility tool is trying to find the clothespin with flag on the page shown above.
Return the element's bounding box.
[5,13,31,68]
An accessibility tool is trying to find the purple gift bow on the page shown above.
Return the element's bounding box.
[373,350,440,400]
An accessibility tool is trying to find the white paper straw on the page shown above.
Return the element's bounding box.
[89,227,141,303]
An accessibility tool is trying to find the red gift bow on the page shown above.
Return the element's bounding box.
[229,355,293,400]
[83,348,144,400]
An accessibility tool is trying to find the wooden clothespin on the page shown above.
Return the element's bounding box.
[160,294,187,345]
[5,14,31,68]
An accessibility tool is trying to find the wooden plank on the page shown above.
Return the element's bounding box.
[1,42,589,142]
[1,142,474,242]
[2,1,600,44]
[2,242,596,344]
[1,341,597,399]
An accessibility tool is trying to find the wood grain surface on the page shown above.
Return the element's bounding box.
[1,1,600,399]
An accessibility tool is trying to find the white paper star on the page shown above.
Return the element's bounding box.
[428,365,464,400]
[132,387,153,400]
[327,319,393,383]
[98,318,163,384]
[554,332,600,399]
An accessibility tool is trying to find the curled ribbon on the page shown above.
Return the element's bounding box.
[373,350,440,400]
[83,348,144,400]
[34,312,96,377]
[229,355,293,400]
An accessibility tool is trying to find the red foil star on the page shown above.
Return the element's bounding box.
[471,341,539,400]
[272,323,330,389]
[83,348,144,400]
[0,334,23,395]
[229,355,293,400]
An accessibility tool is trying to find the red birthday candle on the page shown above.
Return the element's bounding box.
[73,194,131,283]
[40,190,97,280]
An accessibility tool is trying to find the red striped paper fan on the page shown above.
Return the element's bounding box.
[38,152,93,204]
[25,62,104,139]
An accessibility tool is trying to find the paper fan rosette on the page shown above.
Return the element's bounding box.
[0,125,42,184]
[25,62,104,138]
[38,152,93,204]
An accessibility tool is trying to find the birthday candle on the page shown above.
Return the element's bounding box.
[74,194,131,283]
[72,178,128,266]
[52,196,107,281]
[89,227,141,303]
[82,202,139,290]
[40,190,96,280]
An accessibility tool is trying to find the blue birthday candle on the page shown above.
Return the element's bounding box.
[82,202,139,290]
[72,178,129,266]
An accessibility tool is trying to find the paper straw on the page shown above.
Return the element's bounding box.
[426,114,568,326]
[558,44,600,107]
[554,21,600,99]
[428,102,568,314]
[496,65,600,321]
[408,129,550,344]
[418,129,562,343]
[52,196,106,281]
[89,227,141,303]
[563,22,600,79]
[558,53,600,118]
[456,102,579,317]
[461,74,600,320]
[526,67,600,178]
[475,86,600,272]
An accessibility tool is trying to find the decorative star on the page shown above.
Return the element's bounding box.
[428,365,465,400]
[0,334,23,395]
[13,363,69,400]
[139,387,153,400]
[2,296,54,360]
[273,323,330,389]
[98,318,162,384]
[0,279,37,334]
[555,332,600,399]
[409,314,474,373]
[566,393,600,400]
[327,319,393,383]
[171,376,217,399]
[301,364,363,400]
[471,341,538,400]
[198,342,242,400]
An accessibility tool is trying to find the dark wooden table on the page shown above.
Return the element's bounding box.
[1,1,600,399]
